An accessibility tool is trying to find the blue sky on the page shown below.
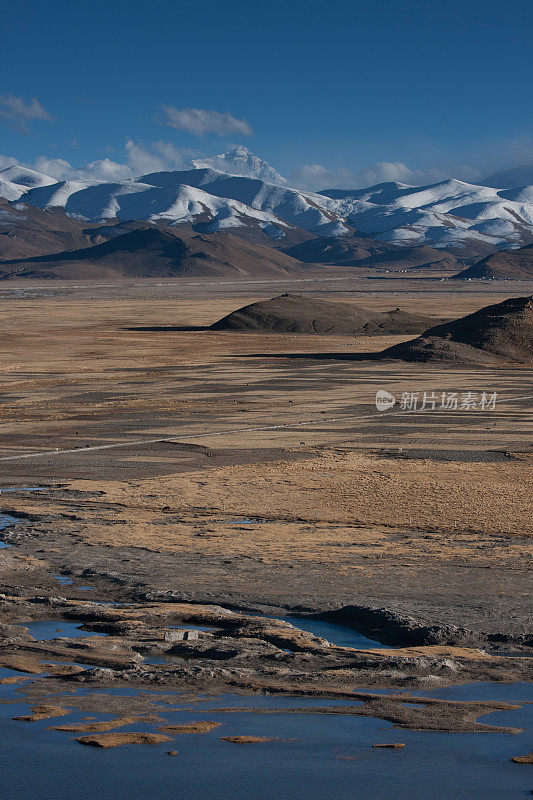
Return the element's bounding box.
[1,0,532,188]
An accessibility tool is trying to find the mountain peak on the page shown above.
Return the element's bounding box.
[186,147,287,186]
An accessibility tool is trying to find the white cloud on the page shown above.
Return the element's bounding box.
[2,144,494,195]
[33,156,133,182]
[125,140,198,175]
[32,157,73,180]
[0,140,200,185]
[356,161,450,187]
[289,138,533,192]
[124,141,167,175]
[160,106,253,137]
[85,158,133,182]
[152,140,197,166]
[0,94,54,132]
[289,163,332,188]
[290,160,482,191]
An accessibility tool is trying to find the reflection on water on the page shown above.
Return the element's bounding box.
[144,653,192,665]
[4,609,530,798]
[266,613,389,649]
[20,620,109,641]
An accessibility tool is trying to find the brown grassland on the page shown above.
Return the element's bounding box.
[0,277,531,635]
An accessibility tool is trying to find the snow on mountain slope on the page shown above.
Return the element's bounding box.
[0,150,532,253]
[186,145,288,185]
[18,175,291,234]
[20,179,168,220]
[320,179,533,250]
[0,165,57,190]
[499,186,533,203]
[137,168,339,232]
[0,178,27,202]
[147,183,290,232]
[20,179,101,215]
[15,162,338,235]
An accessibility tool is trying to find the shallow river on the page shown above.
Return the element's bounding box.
[0,667,530,800]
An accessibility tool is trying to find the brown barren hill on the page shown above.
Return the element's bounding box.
[284,236,461,272]
[210,294,441,334]
[454,243,533,280]
[284,234,396,264]
[381,294,533,364]
[0,227,304,280]
[0,198,102,261]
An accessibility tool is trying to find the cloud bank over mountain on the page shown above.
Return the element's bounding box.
[0,141,200,184]
[290,161,482,191]
[124,141,197,175]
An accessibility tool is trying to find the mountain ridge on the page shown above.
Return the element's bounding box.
[1,148,533,262]
[0,226,304,280]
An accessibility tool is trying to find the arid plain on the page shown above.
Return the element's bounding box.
[1,276,531,641]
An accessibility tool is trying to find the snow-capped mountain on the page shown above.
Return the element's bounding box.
[320,179,533,251]
[186,145,288,185]
[137,168,340,232]
[8,174,299,237]
[0,164,339,238]
[1,149,532,254]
